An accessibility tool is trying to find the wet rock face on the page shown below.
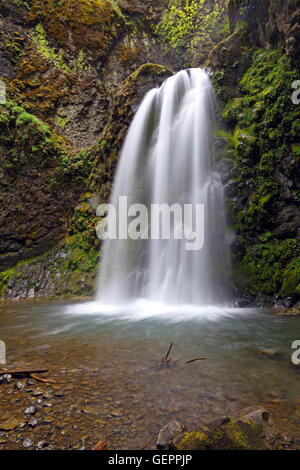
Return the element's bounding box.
[0,244,96,300]
[159,406,279,450]
[270,0,300,58]
[228,0,300,57]
[0,0,299,300]
[0,0,171,278]
[0,170,79,269]
[0,2,29,78]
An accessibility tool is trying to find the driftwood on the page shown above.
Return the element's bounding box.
[184,357,207,364]
[0,368,49,377]
[30,374,56,384]
[0,368,57,383]
[155,343,207,369]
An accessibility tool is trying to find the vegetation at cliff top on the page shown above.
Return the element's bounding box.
[156,0,229,50]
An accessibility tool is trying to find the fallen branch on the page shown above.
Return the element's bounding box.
[0,368,49,377]
[154,344,207,369]
[30,374,56,384]
[185,357,207,364]
[163,342,173,362]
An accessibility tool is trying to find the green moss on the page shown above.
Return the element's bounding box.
[223,49,300,298]
[155,0,228,52]
[225,421,248,449]
[130,63,174,81]
[55,112,70,130]
[177,421,251,450]
[66,192,100,270]
[31,24,72,74]
[177,431,209,450]
[0,246,97,299]
[0,0,30,9]
[30,0,124,61]
[0,100,68,169]
[0,100,93,194]
[280,258,300,297]
[292,145,300,157]
[237,239,299,296]
[0,268,21,296]
[31,24,89,74]
[0,30,25,65]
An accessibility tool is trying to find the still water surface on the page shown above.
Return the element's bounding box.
[0,301,299,449]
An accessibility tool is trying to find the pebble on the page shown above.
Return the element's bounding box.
[225,394,237,402]
[28,379,37,386]
[24,406,36,415]
[42,418,54,425]
[37,440,49,450]
[28,418,38,428]
[23,437,33,448]
[110,409,124,418]
[15,381,24,391]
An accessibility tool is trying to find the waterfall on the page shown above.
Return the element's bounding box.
[96,69,231,306]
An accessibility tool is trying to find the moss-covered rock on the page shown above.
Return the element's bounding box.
[172,406,277,450]
[0,241,97,300]
[29,0,124,64]
[277,307,300,317]
[0,101,92,268]
[221,48,300,302]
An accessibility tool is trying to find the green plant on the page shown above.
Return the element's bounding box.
[156,0,227,49]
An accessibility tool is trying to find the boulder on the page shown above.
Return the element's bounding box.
[157,421,187,450]
[158,406,279,450]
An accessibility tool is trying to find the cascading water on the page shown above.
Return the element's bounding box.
[96,69,231,307]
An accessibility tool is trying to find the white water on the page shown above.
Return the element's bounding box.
[96,69,231,308]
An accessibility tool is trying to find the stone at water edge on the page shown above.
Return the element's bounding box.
[157,421,187,450]
[158,406,279,450]
[277,307,300,317]
[259,349,282,359]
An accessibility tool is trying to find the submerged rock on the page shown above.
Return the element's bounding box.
[23,437,33,448]
[159,407,278,451]
[0,417,21,431]
[37,440,49,450]
[24,406,36,415]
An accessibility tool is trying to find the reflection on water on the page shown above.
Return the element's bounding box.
[0,300,299,449]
